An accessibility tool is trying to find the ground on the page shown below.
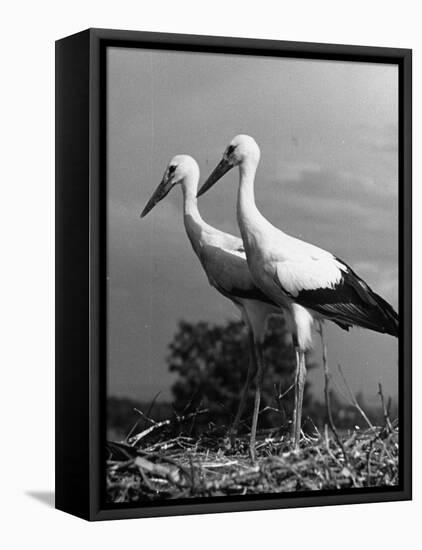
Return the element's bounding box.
[106,424,399,503]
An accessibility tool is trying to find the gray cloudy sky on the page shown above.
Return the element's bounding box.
[107,47,398,405]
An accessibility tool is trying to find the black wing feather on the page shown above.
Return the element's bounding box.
[200,243,278,307]
[214,279,278,306]
[295,257,398,337]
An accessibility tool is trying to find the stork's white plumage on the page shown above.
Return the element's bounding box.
[198,135,399,448]
[141,155,281,458]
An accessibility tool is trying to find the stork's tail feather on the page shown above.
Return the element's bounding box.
[339,261,399,338]
[371,291,399,337]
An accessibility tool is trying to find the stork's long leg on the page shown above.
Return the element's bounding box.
[250,341,265,463]
[292,349,307,449]
[229,329,257,446]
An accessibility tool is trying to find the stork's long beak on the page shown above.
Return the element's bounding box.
[197,158,232,198]
[140,176,175,218]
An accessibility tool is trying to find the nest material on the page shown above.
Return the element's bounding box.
[106,424,399,503]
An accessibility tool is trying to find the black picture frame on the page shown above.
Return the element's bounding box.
[55,28,412,521]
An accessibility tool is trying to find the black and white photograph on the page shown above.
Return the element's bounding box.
[3,0,420,542]
[105,43,404,505]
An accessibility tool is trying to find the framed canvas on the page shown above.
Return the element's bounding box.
[55,28,412,521]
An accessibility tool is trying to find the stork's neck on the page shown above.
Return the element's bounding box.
[182,182,200,219]
[236,160,270,248]
[182,180,208,256]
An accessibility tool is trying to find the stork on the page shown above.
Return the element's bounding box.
[197,135,399,449]
[141,155,282,460]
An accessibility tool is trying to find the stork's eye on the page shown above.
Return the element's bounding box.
[226,145,236,155]
[168,165,177,174]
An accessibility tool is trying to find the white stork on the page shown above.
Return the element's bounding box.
[141,155,281,460]
[197,135,399,449]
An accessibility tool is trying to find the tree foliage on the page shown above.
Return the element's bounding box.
[168,316,316,434]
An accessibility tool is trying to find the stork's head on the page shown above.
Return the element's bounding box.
[141,155,199,217]
[197,135,260,198]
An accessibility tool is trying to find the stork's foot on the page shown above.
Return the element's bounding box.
[228,422,240,446]
[291,416,302,450]
[291,429,301,450]
[224,428,238,451]
[249,438,257,463]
